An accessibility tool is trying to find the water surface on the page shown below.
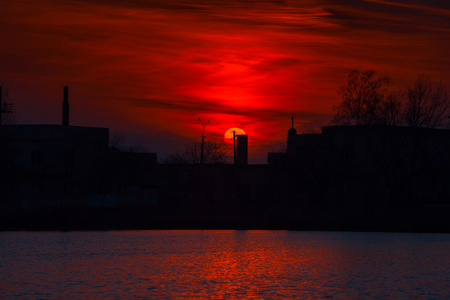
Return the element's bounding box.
[1,230,449,299]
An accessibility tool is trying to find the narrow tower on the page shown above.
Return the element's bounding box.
[62,86,69,126]
[235,134,248,166]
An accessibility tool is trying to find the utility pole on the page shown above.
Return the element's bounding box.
[198,117,210,164]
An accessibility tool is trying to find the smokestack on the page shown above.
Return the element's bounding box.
[235,134,248,166]
[62,86,69,126]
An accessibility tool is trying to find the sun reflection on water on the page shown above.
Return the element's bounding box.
[1,230,449,299]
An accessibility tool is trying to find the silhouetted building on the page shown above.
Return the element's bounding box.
[0,124,109,204]
[62,86,69,126]
[236,134,248,166]
[270,124,450,207]
[0,86,158,210]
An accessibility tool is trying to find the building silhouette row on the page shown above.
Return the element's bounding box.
[0,87,449,231]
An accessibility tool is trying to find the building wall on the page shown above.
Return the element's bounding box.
[1,125,108,173]
[0,124,109,202]
[283,125,450,206]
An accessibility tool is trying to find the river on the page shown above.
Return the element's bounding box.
[1,230,449,299]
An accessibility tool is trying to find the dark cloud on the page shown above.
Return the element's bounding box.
[323,0,450,34]
[2,0,450,162]
[124,95,330,124]
[71,0,209,11]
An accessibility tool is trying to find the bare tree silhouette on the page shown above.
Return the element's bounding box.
[163,141,228,164]
[333,70,399,126]
[329,71,450,206]
[403,73,450,129]
[0,84,15,125]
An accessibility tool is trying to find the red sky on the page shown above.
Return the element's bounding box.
[1,0,449,163]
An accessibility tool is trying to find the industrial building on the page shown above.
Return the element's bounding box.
[269,122,450,207]
[0,86,157,211]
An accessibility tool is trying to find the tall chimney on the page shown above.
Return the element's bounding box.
[62,86,69,126]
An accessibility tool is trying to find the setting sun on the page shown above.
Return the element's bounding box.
[1,0,449,163]
[224,127,246,143]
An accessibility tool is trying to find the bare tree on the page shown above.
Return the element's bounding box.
[333,70,398,125]
[0,84,15,125]
[163,141,228,164]
[162,151,191,165]
[403,73,450,129]
[300,120,323,134]
[381,91,402,126]
[108,133,124,149]
[108,133,147,153]
[332,72,450,205]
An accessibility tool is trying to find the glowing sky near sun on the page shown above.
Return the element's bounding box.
[1,0,449,162]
